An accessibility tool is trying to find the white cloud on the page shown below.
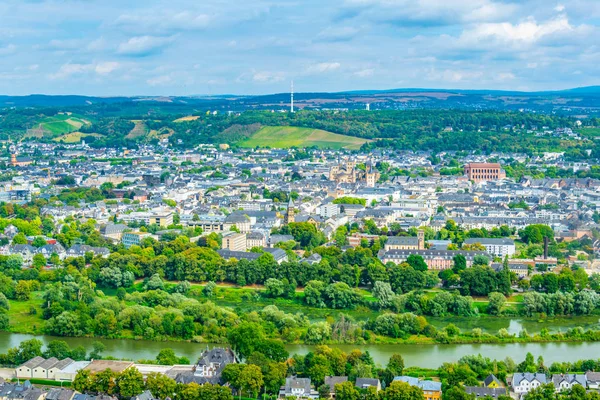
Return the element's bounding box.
[0,44,17,56]
[147,75,173,86]
[354,68,374,77]
[50,63,94,79]
[343,0,517,25]
[252,71,285,83]
[554,4,565,12]
[117,36,174,56]
[95,62,120,75]
[460,15,574,45]
[317,26,359,41]
[50,61,121,79]
[115,11,211,34]
[306,62,341,74]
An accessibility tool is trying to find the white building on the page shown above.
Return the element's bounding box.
[464,238,515,257]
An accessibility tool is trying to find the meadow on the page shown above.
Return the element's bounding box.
[239,126,370,150]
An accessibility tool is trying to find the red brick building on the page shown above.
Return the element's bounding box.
[464,163,506,182]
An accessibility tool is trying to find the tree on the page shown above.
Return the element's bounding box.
[452,254,467,273]
[31,237,47,248]
[90,341,105,360]
[265,278,286,298]
[373,281,395,308]
[384,381,425,400]
[32,253,46,268]
[227,322,265,360]
[203,281,217,297]
[156,348,185,365]
[145,373,177,400]
[238,364,263,398]
[116,367,145,398]
[335,381,361,400]
[17,339,43,364]
[72,369,93,393]
[407,254,428,272]
[44,340,72,359]
[93,368,117,394]
[387,354,405,376]
[487,292,506,315]
[12,233,27,245]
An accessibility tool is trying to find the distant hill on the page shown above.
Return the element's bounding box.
[1,86,599,113]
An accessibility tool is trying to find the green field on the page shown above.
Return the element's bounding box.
[26,114,90,138]
[239,126,370,150]
[53,132,103,143]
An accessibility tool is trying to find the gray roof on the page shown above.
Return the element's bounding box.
[464,238,515,245]
[36,357,59,370]
[393,376,441,391]
[324,376,348,392]
[355,378,380,389]
[386,236,419,246]
[512,373,548,386]
[465,387,507,398]
[552,374,587,387]
[21,356,45,369]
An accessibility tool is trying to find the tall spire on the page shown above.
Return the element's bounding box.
[290,80,294,113]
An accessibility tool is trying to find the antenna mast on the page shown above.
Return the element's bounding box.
[290,80,294,113]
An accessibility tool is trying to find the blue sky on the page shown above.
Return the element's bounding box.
[0,0,598,95]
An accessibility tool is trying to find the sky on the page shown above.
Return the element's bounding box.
[0,0,599,96]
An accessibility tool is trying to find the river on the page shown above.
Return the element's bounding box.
[3,330,600,368]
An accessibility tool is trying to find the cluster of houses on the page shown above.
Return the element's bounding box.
[4,141,600,272]
[17,351,600,400]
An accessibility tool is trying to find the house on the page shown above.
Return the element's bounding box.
[464,387,507,398]
[355,378,381,392]
[0,380,44,400]
[66,245,110,259]
[512,373,548,394]
[323,376,348,399]
[484,374,502,388]
[45,389,75,400]
[551,374,587,392]
[279,377,319,399]
[393,377,441,400]
[130,391,155,400]
[16,357,45,379]
[176,347,236,385]
[585,371,600,389]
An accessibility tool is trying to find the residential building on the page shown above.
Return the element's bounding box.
[464,238,515,257]
[464,387,507,399]
[279,377,319,399]
[175,348,236,385]
[121,232,151,249]
[393,377,441,400]
[323,376,348,399]
[355,378,381,392]
[512,373,548,394]
[223,233,247,252]
[551,374,587,392]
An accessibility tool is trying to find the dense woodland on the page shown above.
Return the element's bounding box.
[1,105,599,158]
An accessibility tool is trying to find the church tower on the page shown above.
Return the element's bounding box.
[285,196,295,224]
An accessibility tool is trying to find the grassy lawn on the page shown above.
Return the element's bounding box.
[239,126,370,150]
[7,292,45,334]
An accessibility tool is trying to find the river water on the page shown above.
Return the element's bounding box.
[3,326,600,368]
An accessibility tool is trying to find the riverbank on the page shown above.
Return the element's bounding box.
[5,332,600,368]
